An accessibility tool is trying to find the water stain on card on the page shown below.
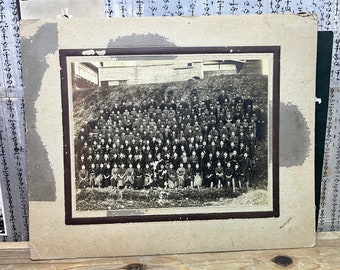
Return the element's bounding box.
[21,23,58,201]
[279,103,310,167]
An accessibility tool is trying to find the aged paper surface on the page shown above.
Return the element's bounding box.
[21,15,317,259]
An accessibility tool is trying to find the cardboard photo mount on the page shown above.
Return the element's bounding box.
[21,15,317,260]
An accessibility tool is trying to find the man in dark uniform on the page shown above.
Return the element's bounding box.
[78,165,89,189]
[240,152,252,190]
[110,163,119,188]
[218,89,229,106]
[225,162,234,191]
[203,162,214,188]
[102,164,111,188]
[134,163,144,190]
[215,162,225,189]
[182,163,192,188]
[256,108,267,141]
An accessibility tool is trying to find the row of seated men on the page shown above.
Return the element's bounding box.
[77,151,254,193]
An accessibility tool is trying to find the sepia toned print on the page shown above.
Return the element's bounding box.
[61,47,279,223]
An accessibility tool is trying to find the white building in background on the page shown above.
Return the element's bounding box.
[72,58,263,90]
[98,59,246,86]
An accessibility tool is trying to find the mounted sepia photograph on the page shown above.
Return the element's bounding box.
[22,15,317,260]
[60,47,280,224]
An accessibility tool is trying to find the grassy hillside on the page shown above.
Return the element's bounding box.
[72,74,268,133]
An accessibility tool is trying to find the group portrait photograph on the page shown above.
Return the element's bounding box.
[61,48,278,220]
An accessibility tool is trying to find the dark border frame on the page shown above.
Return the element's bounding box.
[60,46,280,225]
